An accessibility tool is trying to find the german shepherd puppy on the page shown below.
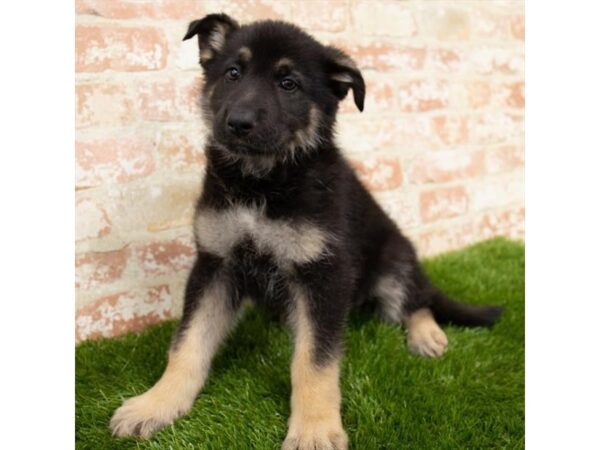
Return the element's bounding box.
[110,14,503,449]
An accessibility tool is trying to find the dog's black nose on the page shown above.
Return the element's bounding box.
[227,110,256,137]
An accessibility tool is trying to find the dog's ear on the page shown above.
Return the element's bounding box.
[323,48,366,112]
[183,14,239,68]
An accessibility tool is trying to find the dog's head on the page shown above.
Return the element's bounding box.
[183,14,365,164]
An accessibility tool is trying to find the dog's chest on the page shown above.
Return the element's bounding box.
[194,205,328,265]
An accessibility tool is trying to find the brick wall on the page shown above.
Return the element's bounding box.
[75,0,525,341]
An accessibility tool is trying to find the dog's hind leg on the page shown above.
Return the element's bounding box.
[110,253,239,438]
[373,233,449,358]
[374,270,448,358]
[374,231,503,357]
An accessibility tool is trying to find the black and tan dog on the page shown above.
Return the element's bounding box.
[110,14,502,449]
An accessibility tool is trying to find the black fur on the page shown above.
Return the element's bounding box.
[178,16,503,364]
[110,15,506,445]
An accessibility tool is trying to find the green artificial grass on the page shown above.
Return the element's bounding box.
[76,238,524,449]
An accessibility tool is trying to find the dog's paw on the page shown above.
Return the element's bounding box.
[407,321,448,358]
[282,423,348,450]
[110,389,191,438]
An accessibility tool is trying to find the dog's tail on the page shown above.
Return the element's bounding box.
[428,289,503,327]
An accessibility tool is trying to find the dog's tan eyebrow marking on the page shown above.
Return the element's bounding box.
[275,57,294,71]
[238,46,252,62]
[199,49,213,63]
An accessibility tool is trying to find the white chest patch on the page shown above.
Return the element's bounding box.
[194,206,330,265]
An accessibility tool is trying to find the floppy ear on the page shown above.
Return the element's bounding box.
[323,48,366,112]
[182,13,239,67]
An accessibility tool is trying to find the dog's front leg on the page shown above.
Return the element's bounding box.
[111,254,238,438]
[283,276,350,450]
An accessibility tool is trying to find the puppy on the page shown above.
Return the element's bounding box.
[110,14,503,449]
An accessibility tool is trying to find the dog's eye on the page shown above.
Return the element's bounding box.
[225,67,241,81]
[280,78,297,91]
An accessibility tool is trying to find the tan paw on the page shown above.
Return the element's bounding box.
[110,388,192,438]
[407,321,448,358]
[282,422,348,450]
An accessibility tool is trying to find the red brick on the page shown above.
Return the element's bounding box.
[134,75,201,122]
[350,156,403,191]
[511,15,525,40]
[177,74,203,119]
[486,145,524,174]
[469,174,524,212]
[417,221,475,257]
[108,178,200,233]
[210,0,290,22]
[76,0,205,19]
[75,285,172,341]
[75,248,129,291]
[76,135,155,187]
[336,116,436,153]
[340,78,396,114]
[465,81,492,109]
[76,24,167,72]
[426,48,463,73]
[469,46,524,76]
[469,112,523,145]
[472,8,511,39]
[477,206,525,241]
[374,190,419,229]
[135,79,179,122]
[353,1,416,37]
[504,81,525,108]
[367,79,396,112]
[292,0,348,32]
[157,127,206,170]
[410,150,485,184]
[432,115,469,146]
[420,186,469,223]
[417,206,525,256]
[76,197,111,241]
[76,82,134,128]
[334,41,425,72]
[134,236,196,276]
[397,80,449,112]
[419,5,471,40]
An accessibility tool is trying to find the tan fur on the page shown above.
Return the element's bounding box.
[208,23,227,51]
[200,85,216,127]
[330,73,354,84]
[290,105,323,157]
[199,48,213,63]
[405,308,448,358]
[238,46,252,61]
[282,287,348,450]
[238,154,277,176]
[210,142,277,177]
[110,282,236,438]
[275,57,294,71]
[194,204,331,266]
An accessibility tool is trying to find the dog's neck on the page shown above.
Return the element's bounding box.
[206,141,280,178]
[200,139,341,212]
[205,137,338,176]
